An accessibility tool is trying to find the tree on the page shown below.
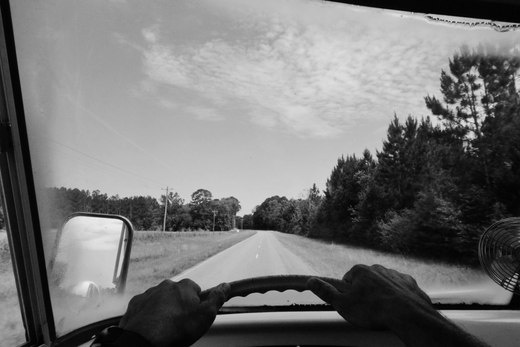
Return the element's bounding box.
[425,44,520,189]
[317,149,377,241]
[190,189,213,205]
[425,46,485,142]
[108,194,121,214]
[374,116,423,214]
[130,196,160,230]
[218,197,241,229]
[242,214,254,229]
[379,190,467,262]
[252,196,289,231]
[299,184,322,236]
[160,191,184,231]
[189,189,214,230]
[174,205,193,231]
[322,155,362,237]
[91,190,108,213]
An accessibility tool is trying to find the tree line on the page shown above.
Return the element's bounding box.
[1,45,518,265]
[40,187,241,231]
[246,45,520,265]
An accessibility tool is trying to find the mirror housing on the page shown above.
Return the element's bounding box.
[48,213,134,296]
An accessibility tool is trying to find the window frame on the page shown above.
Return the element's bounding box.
[328,0,520,23]
[0,0,519,346]
[0,1,55,346]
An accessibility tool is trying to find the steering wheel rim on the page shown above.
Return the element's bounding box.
[200,275,344,301]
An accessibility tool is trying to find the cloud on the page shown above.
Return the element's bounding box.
[137,1,495,138]
[142,26,159,44]
[184,105,225,121]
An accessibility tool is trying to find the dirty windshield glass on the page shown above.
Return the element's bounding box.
[10,0,520,336]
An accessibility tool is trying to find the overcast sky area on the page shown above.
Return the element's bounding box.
[11,0,519,215]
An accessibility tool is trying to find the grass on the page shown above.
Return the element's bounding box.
[125,230,256,296]
[0,230,26,347]
[275,232,489,291]
[0,229,255,345]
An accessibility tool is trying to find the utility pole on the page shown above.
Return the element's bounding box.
[161,186,169,232]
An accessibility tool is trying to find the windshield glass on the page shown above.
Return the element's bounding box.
[10,0,520,336]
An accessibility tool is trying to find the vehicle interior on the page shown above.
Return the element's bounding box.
[1,0,520,346]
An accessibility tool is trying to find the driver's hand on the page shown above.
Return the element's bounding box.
[119,279,230,347]
[307,264,432,330]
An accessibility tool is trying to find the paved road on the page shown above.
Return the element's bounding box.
[171,230,321,305]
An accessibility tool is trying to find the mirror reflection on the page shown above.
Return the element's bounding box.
[51,216,128,295]
[48,214,133,335]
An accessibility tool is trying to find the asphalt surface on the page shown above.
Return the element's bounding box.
[171,230,322,306]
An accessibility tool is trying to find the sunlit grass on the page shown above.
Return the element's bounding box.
[126,230,256,296]
[275,232,488,291]
[0,229,256,344]
[0,231,26,347]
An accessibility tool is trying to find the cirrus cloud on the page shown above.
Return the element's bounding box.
[137,0,506,138]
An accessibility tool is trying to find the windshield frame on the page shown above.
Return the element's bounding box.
[328,0,520,23]
[0,1,56,346]
[1,0,520,346]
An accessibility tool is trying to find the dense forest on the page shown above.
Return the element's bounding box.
[246,46,520,265]
[39,187,241,232]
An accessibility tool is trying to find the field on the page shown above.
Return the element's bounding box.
[0,230,25,347]
[1,227,506,346]
[0,229,255,346]
[275,232,492,294]
[125,230,256,295]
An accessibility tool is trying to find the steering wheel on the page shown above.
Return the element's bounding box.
[200,275,344,301]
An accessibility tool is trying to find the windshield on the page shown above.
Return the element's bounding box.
[9,0,520,337]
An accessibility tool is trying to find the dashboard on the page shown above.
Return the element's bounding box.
[190,310,520,347]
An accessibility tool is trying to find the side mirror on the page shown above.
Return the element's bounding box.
[49,213,133,297]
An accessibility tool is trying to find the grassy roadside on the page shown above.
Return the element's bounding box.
[275,232,488,291]
[0,230,26,347]
[0,229,255,345]
[125,230,256,295]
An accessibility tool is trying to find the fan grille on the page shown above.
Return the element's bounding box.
[479,217,520,294]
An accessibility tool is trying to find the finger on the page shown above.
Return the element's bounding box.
[179,278,202,295]
[127,293,145,308]
[207,283,230,307]
[158,279,174,287]
[143,280,167,296]
[343,264,368,283]
[201,283,230,314]
[307,277,340,305]
[217,282,231,301]
[372,264,401,283]
[371,264,390,274]
[416,286,433,305]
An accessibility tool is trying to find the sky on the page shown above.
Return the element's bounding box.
[10,0,520,214]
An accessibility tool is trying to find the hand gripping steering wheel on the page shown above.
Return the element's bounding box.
[200,275,344,301]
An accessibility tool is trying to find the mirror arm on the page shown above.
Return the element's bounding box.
[113,222,126,289]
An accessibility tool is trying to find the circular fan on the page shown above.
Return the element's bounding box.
[479,217,520,295]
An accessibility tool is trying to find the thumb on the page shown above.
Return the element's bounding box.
[307,277,340,305]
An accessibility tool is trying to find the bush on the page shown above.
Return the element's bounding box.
[378,209,415,254]
[377,191,472,263]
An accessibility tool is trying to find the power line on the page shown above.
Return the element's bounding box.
[59,90,179,176]
[46,138,165,187]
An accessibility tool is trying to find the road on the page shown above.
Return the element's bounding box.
[171,230,322,305]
